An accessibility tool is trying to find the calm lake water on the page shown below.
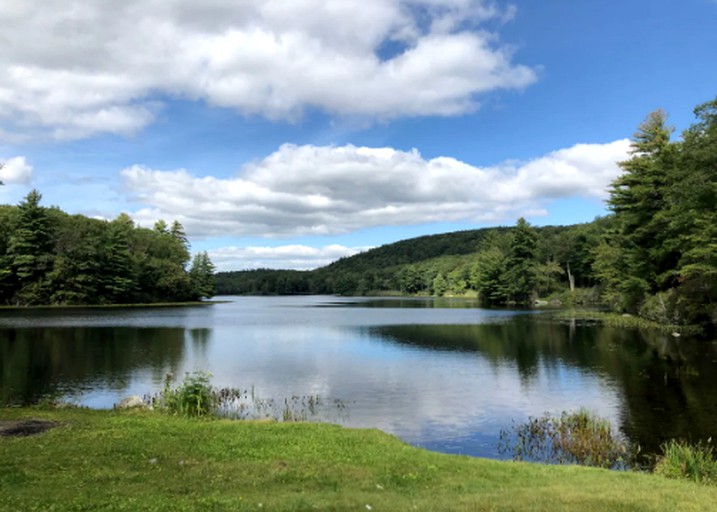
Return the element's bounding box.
[2,296,717,459]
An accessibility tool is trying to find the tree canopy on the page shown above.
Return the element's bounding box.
[0,191,215,305]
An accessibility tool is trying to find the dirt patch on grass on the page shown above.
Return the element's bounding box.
[0,419,58,438]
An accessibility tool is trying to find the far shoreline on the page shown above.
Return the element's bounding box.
[0,300,230,311]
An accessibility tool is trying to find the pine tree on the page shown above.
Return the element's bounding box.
[667,98,717,326]
[503,218,537,303]
[7,190,52,304]
[605,110,675,311]
[189,252,216,299]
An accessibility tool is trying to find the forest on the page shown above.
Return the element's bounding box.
[0,191,215,305]
[217,97,717,331]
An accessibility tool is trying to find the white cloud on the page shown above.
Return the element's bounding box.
[0,156,33,184]
[120,139,631,238]
[208,244,371,271]
[0,0,536,139]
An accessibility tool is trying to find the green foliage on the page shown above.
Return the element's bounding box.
[600,97,717,330]
[159,372,215,417]
[398,265,426,294]
[469,246,507,303]
[502,218,538,303]
[6,190,53,304]
[498,409,638,469]
[215,222,602,305]
[655,439,717,485]
[189,251,216,298]
[0,192,215,305]
[638,290,678,324]
[432,272,448,296]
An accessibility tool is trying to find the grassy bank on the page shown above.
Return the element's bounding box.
[1,409,716,511]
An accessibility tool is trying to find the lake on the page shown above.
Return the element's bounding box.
[2,296,717,460]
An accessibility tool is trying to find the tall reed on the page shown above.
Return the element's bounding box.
[498,409,638,469]
[654,439,717,485]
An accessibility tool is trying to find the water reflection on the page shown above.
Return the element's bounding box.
[0,297,716,460]
[371,320,717,455]
[0,327,210,405]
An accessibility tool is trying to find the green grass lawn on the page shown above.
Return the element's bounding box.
[1,408,716,511]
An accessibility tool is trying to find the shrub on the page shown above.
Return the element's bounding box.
[159,371,215,417]
[639,290,678,324]
[654,440,717,485]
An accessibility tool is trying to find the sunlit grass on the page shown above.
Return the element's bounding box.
[2,408,717,511]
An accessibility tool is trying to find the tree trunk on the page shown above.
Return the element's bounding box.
[567,262,575,293]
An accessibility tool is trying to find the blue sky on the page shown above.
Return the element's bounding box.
[1,0,715,270]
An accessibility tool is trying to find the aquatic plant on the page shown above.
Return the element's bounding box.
[152,373,347,422]
[654,439,717,485]
[498,409,638,469]
[158,371,214,417]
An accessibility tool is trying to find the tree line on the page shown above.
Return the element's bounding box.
[216,221,602,302]
[217,97,717,331]
[0,190,215,305]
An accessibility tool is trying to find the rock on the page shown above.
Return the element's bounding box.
[116,395,150,410]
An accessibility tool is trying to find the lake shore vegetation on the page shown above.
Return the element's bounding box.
[2,407,717,512]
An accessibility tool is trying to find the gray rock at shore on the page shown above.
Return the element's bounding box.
[116,395,151,410]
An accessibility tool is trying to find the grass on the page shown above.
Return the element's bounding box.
[2,408,717,511]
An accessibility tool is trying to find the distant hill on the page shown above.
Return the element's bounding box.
[215,222,596,297]
[320,226,511,274]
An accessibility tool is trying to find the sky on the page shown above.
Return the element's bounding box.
[1,0,715,271]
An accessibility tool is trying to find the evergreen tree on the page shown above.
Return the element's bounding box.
[101,214,136,303]
[667,98,717,326]
[604,110,675,311]
[7,190,52,304]
[189,251,216,299]
[503,218,538,303]
[432,272,448,296]
[601,97,717,328]
[46,215,104,304]
[470,247,507,304]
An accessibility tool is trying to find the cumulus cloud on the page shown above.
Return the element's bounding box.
[208,244,370,271]
[120,139,630,238]
[0,0,536,139]
[0,156,33,184]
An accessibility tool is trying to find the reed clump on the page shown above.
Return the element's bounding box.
[498,409,638,469]
[152,372,346,422]
[654,439,717,485]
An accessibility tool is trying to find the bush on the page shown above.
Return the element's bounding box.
[639,290,678,324]
[547,287,601,307]
[654,440,717,485]
[159,371,215,417]
[498,409,637,469]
